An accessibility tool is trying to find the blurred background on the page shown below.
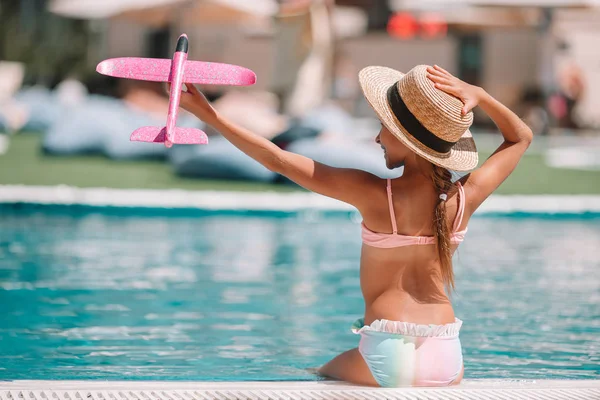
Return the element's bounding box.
[1,0,599,193]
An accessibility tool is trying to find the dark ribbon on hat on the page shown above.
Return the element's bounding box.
[387,83,455,153]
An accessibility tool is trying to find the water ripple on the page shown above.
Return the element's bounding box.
[0,212,598,380]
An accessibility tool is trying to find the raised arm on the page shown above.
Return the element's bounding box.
[427,65,533,211]
[178,84,379,208]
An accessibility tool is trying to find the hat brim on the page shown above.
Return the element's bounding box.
[359,66,478,172]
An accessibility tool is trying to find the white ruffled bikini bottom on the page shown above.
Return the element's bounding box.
[351,318,464,387]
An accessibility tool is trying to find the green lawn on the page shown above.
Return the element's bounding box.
[0,134,296,192]
[1,134,599,194]
[492,149,600,195]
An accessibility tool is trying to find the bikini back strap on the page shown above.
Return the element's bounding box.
[452,182,466,232]
[386,179,398,234]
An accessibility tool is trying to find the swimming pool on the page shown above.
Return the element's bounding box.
[0,205,598,381]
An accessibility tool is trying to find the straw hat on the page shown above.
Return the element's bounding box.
[359,65,478,171]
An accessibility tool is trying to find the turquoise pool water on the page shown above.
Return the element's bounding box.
[0,206,598,381]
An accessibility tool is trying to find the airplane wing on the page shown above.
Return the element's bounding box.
[96,58,256,86]
[97,58,172,82]
[183,61,256,86]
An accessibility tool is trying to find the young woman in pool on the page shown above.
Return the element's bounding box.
[176,64,533,387]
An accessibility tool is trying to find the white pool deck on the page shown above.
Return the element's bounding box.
[1,380,599,400]
[1,185,600,214]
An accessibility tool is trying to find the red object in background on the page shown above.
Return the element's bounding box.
[387,12,419,40]
[548,94,568,119]
[420,12,448,39]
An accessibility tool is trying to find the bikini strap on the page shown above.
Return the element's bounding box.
[386,179,398,234]
[452,182,466,232]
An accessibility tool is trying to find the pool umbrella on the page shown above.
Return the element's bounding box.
[393,0,600,8]
[48,0,189,20]
[48,0,275,26]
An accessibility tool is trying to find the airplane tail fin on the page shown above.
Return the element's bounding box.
[170,127,209,145]
[130,127,166,143]
[130,127,208,145]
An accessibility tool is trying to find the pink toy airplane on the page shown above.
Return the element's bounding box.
[96,34,256,148]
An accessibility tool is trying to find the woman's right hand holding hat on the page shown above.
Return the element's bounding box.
[426,65,485,117]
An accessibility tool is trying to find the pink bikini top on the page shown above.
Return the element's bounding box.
[361,179,467,249]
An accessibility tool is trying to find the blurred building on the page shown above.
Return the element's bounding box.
[3,0,598,129]
[86,1,596,126]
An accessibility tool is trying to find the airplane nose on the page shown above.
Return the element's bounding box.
[176,34,189,53]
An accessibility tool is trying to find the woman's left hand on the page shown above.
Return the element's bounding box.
[426,65,485,116]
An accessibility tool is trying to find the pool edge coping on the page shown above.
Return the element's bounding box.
[2,379,600,389]
[1,379,599,400]
[1,185,600,215]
